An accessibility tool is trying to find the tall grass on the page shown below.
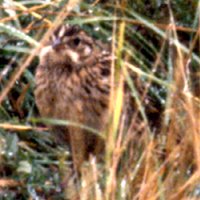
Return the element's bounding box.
[0,0,199,199]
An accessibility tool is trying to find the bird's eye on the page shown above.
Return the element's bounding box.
[72,37,81,46]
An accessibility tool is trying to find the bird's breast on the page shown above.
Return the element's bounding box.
[34,63,110,130]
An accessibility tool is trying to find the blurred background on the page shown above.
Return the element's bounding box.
[0,0,199,199]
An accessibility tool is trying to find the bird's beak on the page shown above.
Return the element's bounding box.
[52,38,62,50]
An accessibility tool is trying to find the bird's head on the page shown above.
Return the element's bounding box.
[39,25,95,70]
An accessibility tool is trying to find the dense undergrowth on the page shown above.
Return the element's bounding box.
[0,0,199,199]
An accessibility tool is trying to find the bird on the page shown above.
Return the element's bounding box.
[34,24,113,171]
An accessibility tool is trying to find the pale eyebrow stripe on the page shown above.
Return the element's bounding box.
[58,25,66,38]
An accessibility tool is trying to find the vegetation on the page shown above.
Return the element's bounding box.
[0,0,199,199]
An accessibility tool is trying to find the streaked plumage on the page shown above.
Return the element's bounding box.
[35,25,112,170]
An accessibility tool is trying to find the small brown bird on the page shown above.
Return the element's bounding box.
[34,25,112,170]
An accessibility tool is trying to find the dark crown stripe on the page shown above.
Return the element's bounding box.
[64,25,81,36]
[53,25,81,38]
